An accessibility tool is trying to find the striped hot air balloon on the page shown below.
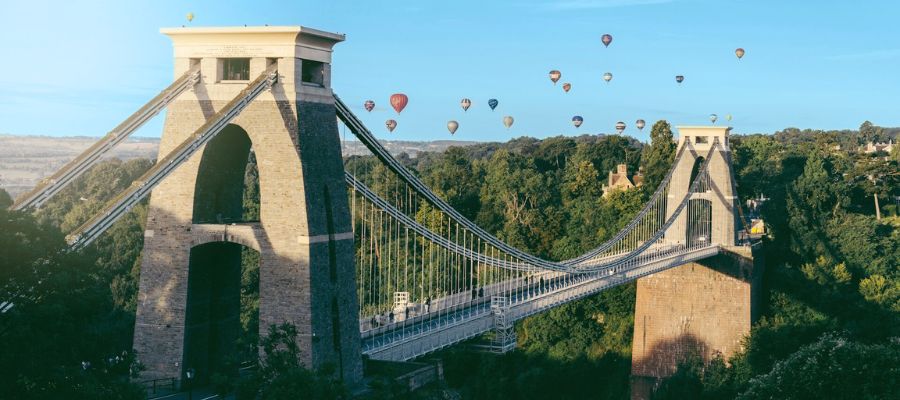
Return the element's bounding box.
[615,121,626,134]
[603,72,613,83]
[364,100,375,112]
[390,93,408,114]
[675,75,685,84]
[385,119,397,132]
[460,98,472,112]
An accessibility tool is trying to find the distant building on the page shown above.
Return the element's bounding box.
[603,164,643,197]
[862,140,894,154]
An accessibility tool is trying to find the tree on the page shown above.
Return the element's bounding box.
[236,323,347,399]
[738,333,900,400]
[641,120,676,194]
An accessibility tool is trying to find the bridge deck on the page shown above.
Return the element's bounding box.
[362,244,720,361]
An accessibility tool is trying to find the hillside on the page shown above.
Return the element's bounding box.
[0,134,477,199]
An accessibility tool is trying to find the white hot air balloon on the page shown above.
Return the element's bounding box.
[447,120,459,135]
[503,116,514,129]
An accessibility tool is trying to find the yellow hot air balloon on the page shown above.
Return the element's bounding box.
[186,12,194,23]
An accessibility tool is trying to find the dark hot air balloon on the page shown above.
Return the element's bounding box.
[562,83,571,92]
[460,98,471,112]
[709,114,718,124]
[364,100,375,112]
[390,93,408,114]
[615,121,626,134]
[735,48,745,60]
[549,70,561,84]
[385,119,397,132]
[675,75,684,84]
[636,119,646,131]
[603,72,613,83]
[601,34,613,47]
[503,116,514,129]
[488,99,499,111]
[447,120,459,135]
[572,116,584,128]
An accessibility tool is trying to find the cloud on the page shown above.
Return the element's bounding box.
[541,0,675,10]
[824,49,900,62]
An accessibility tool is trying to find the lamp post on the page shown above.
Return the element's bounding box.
[185,368,195,400]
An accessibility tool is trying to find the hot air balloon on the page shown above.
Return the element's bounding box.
[726,114,733,121]
[390,93,408,114]
[447,120,459,135]
[615,121,626,134]
[601,34,613,47]
[709,114,718,124]
[549,70,561,85]
[364,100,375,112]
[460,98,472,112]
[503,116,514,129]
[572,116,584,128]
[636,119,646,131]
[735,48,745,60]
[488,99,499,111]
[186,12,194,23]
[385,119,397,132]
[562,83,572,92]
[675,75,684,84]
[603,72,613,83]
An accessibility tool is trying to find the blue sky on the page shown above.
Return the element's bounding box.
[1,0,899,142]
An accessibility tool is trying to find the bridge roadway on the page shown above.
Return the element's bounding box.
[360,243,721,361]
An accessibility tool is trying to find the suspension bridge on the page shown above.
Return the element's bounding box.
[9,26,760,393]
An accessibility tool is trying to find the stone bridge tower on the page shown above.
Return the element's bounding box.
[631,126,762,399]
[133,26,362,385]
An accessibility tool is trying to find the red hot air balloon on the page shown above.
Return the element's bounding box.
[562,83,571,92]
[385,119,397,132]
[601,34,613,47]
[390,93,408,114]
[549,70,561,85]
[675,75,685,84]
[364,100,375,112]
[735,48,745,59]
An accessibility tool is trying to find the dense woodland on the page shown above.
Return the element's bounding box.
[1,120,898,399]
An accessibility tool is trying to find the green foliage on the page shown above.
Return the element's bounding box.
[236,323,347,400]
[0,204,145,399]
[442,349,631,400]
[738,333,900,400]
[641,120,676,193]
